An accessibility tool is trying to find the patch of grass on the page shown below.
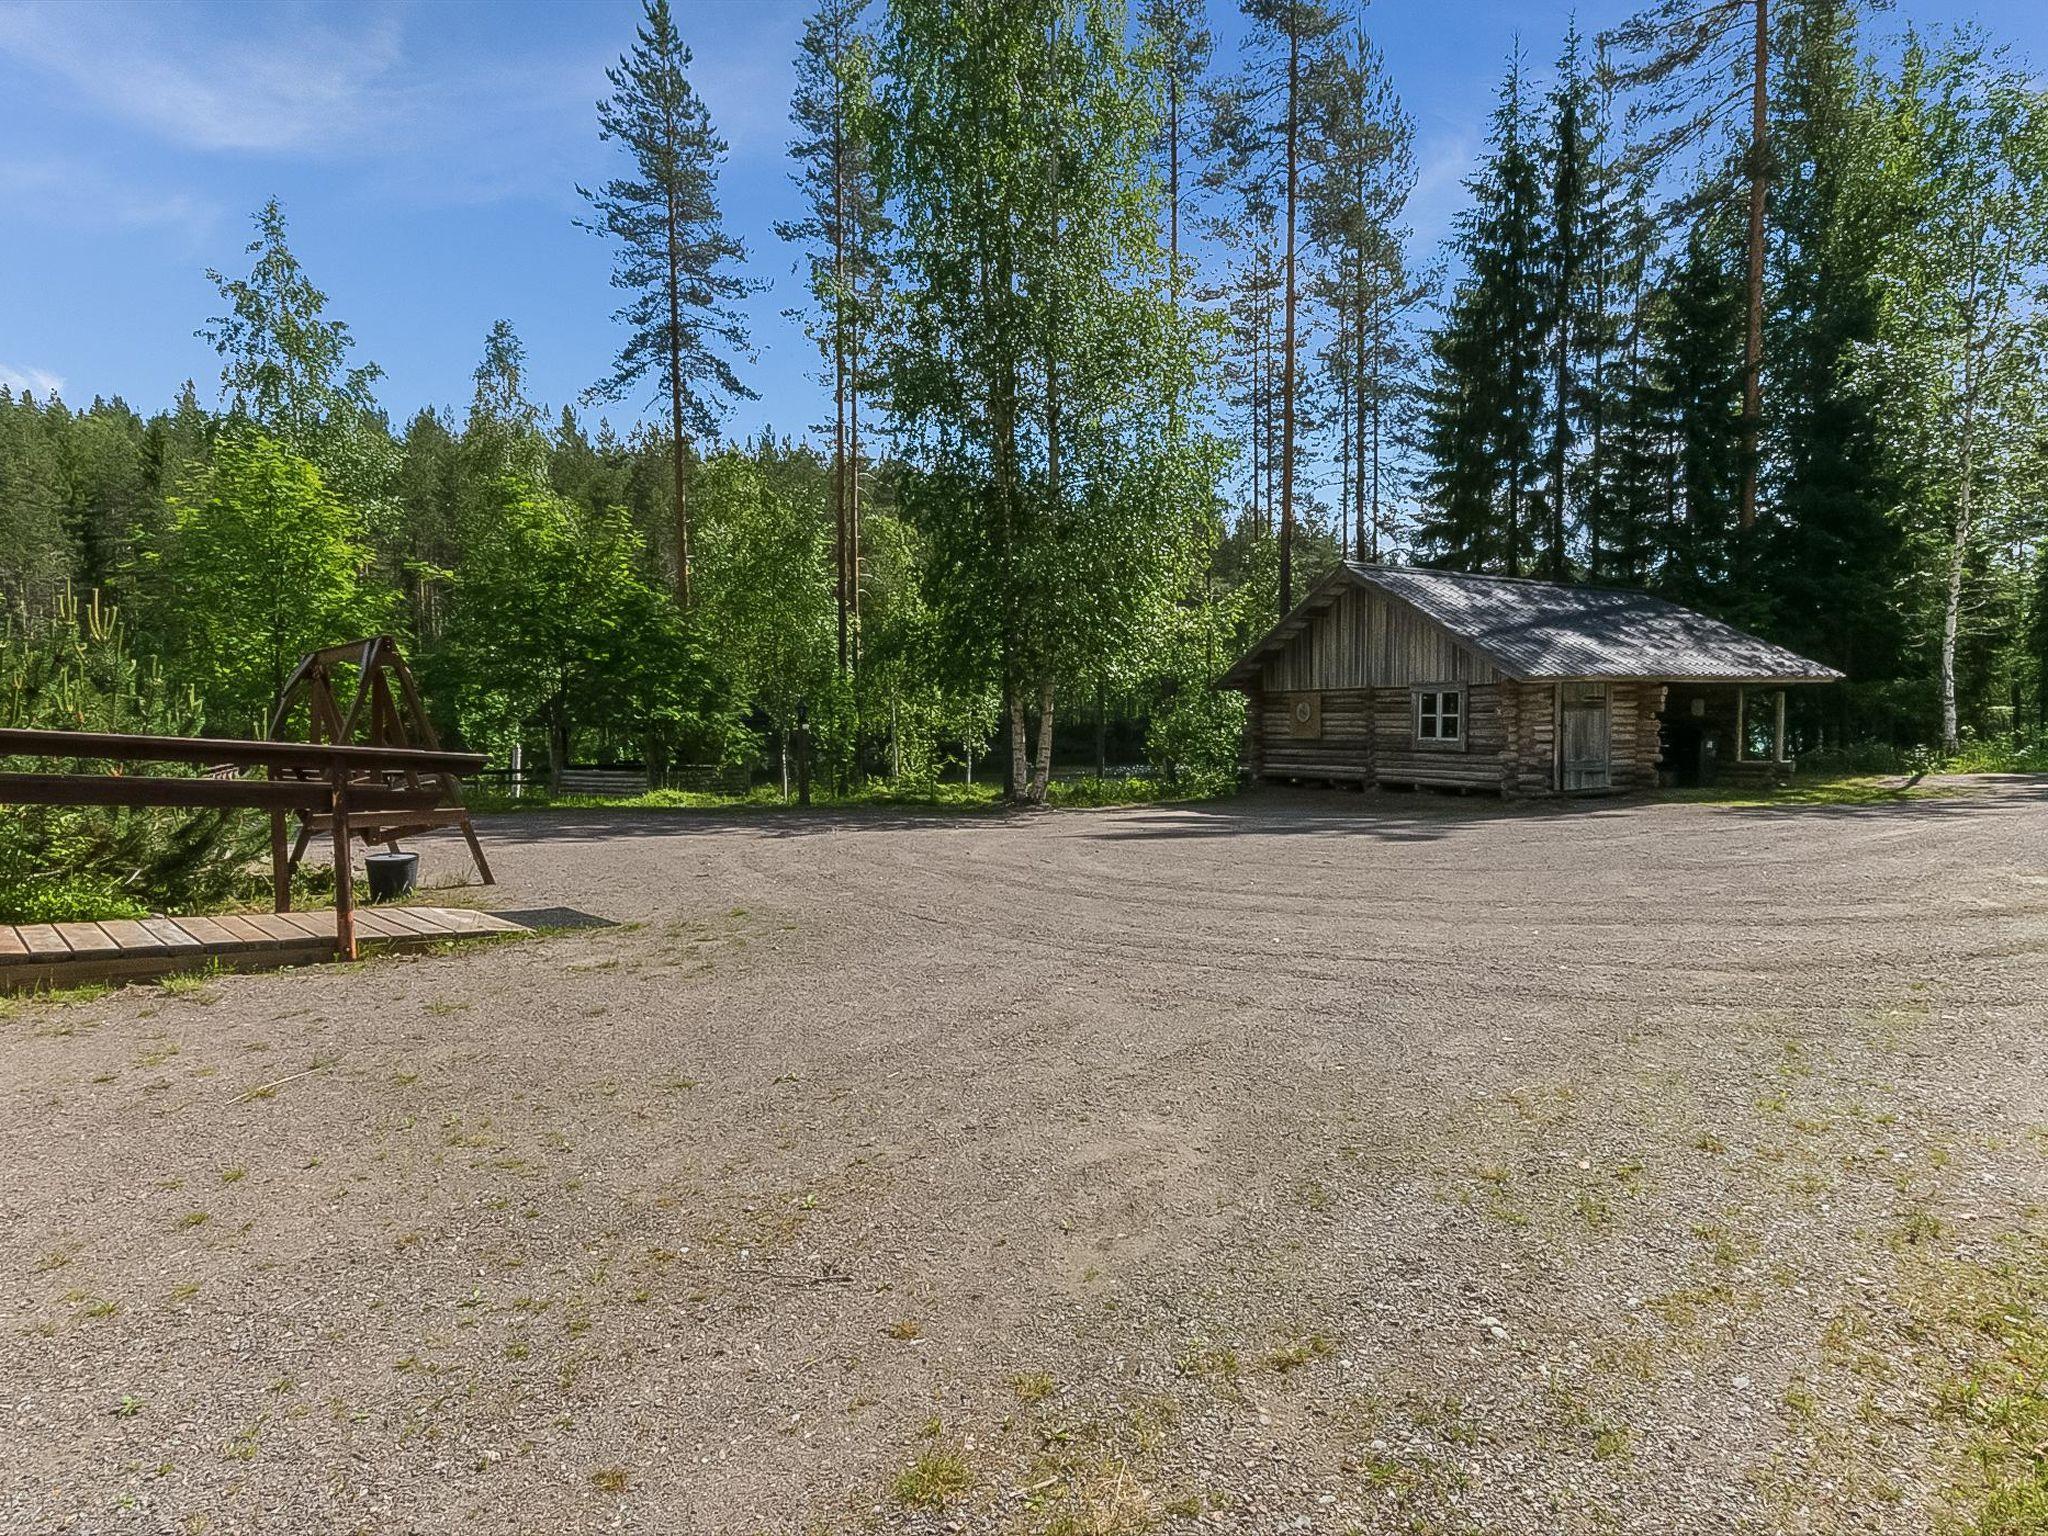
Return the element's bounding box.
[1014,1370,1058,1404]
[1666,774,1956,809]
[1925,1240,2048,1532]
[1265,1334,1334,1374]
[1174,1344,1243,1400]
[590,1466,629,1494]
[891,1445,973,1510]
[158,968,221,1000]
[884,1318,922,1341]
[173,1210,209,1231]
[1591,1424,1631,1460]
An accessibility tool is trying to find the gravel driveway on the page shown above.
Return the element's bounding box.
[6,780,2046,1535]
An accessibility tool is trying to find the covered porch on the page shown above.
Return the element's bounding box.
[1659,682,1806,788]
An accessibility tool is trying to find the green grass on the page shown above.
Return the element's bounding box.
[890,1445,974,1510]
[1664,774,1958,809]
[464,773,1233,816]
[1936,1244,2048,1534]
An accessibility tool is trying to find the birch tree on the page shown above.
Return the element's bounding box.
[1869,32,2048,751]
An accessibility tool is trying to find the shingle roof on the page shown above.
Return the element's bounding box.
[1224,563,1844,686]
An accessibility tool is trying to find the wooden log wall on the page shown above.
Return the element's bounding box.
[1257,689,1374,781]
[1369,683,1509,792]
[1607,683,1667,790]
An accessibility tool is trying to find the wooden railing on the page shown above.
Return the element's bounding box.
[0,727,486,960]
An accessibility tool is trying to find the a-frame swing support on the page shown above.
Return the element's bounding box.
[268,637,494,909]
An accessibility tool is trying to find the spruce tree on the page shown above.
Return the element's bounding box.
[1415,55,1546,576]
[1764,0,1903,707]
[580,0,757,605]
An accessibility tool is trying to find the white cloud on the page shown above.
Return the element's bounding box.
[0,157,221,237]
[0,1,409,154]
[0,363,66,397]
[1407,126,1480,255]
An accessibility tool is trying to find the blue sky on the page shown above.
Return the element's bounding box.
[2,0,2043,448]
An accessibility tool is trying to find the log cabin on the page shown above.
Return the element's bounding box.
[1220,564,1842,798]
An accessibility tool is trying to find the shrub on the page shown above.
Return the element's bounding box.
[0,587,257,921]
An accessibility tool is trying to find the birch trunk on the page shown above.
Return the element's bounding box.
[1009,692,1030,804]
[1030,681,1056,802]
[1940,395,1977,755]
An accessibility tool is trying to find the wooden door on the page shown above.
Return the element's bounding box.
[1559,682,1611,791]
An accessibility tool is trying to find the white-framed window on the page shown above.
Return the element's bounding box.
[1414,686,1464,745]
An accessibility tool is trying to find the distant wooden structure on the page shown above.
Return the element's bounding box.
[269,637,493,892]
[0,727,485,959]
[1221,564,1842,798]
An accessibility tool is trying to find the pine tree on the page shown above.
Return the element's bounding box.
[580,0,757,605]
[1304,21,1422,565]
[1138,0,1214,303]
[1415,55,1546,576]
[779,0,889,675]
[1211,0,1344,612]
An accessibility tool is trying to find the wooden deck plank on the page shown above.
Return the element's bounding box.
[372,906,445,937]
[421,907,522,934]
[352,909,414,940]
[239,912,312,943]
[97,919,163,953]
[207,914,271,945]
[274,911,340,943]
[138,918,203,951]
[0,927,29,958]
[18,924,70,956]
[175,915,253,951]
[53,922,121,956]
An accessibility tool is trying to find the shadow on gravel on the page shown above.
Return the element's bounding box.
[466,807,1001,845]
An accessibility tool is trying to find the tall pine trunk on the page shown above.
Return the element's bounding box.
[667,184,691,605]
[1740,0,1768,532]
[1279,24,1300,614]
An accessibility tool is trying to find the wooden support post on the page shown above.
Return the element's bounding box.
[1774,689,1788,765]
[271,809,290,913]
[1734,686,1747,763]
[330,770,356,961]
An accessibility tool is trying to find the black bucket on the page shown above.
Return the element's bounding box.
[365,850,420,903]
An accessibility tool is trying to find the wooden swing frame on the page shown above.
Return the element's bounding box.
[268,637,494,898]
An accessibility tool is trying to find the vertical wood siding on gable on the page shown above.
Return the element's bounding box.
[1258,585,1501,692]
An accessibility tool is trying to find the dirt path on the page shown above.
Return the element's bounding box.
[5,782,2046,1534]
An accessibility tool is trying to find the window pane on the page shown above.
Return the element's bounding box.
[1442,715,1461,740]
[1443,693,1460,719]
[1419,715,1437,739]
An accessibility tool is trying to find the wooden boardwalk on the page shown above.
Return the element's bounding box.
[0,905,526,991]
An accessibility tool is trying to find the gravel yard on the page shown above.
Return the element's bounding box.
[5,780,2046,1535]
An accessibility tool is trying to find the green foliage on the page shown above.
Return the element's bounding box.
[133,428,389,734]
[443,476,725,772]
[0,587,253,921]
[581,0,756,436]
[1415,55,1548,576]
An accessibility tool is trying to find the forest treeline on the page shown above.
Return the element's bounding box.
[3,0,2045,821]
